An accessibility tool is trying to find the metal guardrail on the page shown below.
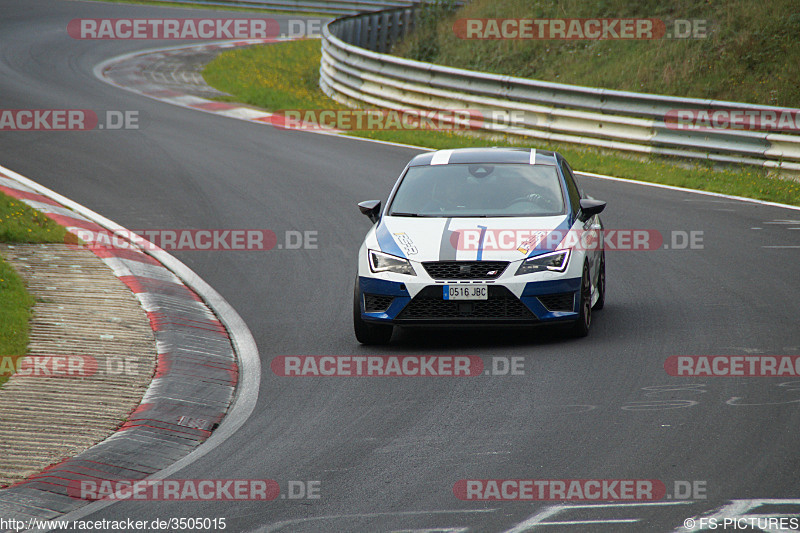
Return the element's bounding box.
[160,0,429,16]
[320,7,800,171]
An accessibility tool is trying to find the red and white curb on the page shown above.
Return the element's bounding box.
[0,165,260,526]
[93,38,342,133]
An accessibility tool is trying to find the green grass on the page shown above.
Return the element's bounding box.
[0,192,67,387]
[0,261,34,388]
[203,38,800,206]
[394,0,800,107]
[0,195,68,243]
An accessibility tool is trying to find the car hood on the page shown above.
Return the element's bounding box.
[374,215,573,263]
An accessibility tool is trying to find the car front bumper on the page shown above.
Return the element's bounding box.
[357,276,582,326]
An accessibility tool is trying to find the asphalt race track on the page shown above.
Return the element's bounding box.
[2,1,800,531]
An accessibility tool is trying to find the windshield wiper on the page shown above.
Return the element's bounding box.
[389,212,424,217]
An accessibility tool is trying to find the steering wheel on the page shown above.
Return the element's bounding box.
[506,193,555,208]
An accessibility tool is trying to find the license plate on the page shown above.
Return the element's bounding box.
[444,285,488,300]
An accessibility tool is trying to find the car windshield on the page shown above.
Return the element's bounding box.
[387,163,566,217]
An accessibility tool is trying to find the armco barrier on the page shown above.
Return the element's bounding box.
[160,0,430,16]
[320,6,800,171]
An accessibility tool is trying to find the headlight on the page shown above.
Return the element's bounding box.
[369,250,416,276]
[515,249,570,275]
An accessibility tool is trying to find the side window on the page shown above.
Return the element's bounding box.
[559,160,582,214]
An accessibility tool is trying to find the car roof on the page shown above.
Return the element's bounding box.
[408,147,559,167]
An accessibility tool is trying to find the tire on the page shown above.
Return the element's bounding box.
[593,252,605,310]
[353,280,393,345]
[570,262,592,338]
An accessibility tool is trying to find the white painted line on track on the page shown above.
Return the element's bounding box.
[575,171,800,212]
[216,107,273,120]
[158,94,210,106]
[502,501,694,533]
[531,519,639,525]
[251,509,499,533]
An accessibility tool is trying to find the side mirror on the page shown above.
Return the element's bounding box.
[578,199,606,222]
[358,200,381,224]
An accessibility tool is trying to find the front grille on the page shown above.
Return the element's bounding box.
[537,293,575,312]
[422,261,508,280]
[397,285,535,320]
[364,294,394,313]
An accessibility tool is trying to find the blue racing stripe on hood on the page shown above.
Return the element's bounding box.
[375,221,406,258]
[527,216,573,258]
[476,225,488,261]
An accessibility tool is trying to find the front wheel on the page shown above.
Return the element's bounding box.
[353,280,393,344]
[593,253,605,310]
[570,262,592,338]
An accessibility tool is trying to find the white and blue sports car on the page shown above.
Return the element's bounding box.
[354,147,606,344]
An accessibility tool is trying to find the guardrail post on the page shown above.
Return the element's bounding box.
[403,8,414,37]
[388,10,400,50]
[367,13,379,51]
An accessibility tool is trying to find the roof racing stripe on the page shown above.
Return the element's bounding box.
[430,149,453,165]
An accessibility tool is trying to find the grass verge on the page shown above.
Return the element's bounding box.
[394,0,800,108]
[203,39,800,206]
[0,192,68,387]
